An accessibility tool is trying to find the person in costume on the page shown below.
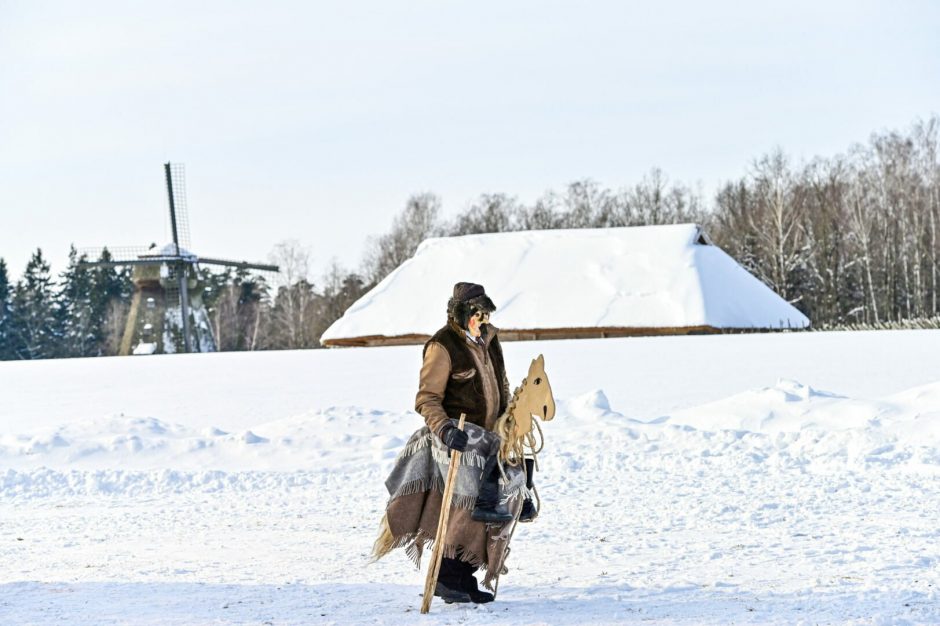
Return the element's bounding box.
[373,282,538,604]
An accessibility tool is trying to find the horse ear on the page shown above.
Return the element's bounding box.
[536,354,545,368]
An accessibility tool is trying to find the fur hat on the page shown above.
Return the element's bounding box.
[447,282,496,330]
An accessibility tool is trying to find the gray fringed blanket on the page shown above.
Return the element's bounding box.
[372,421,526,590]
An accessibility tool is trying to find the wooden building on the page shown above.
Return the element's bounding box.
[321,224,810,347]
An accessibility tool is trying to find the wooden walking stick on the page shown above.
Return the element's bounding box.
[420,413,466,614]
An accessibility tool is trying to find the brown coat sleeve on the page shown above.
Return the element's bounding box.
[493,333,511,405]
[415,342,453,436]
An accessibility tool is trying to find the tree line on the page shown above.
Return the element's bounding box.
[0,245,369,359]
[1,115,937,360]
[0,248,132,360]
[710,117,940,326]
[364,116,940,327]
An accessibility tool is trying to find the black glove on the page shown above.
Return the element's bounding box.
[439,424,469,452]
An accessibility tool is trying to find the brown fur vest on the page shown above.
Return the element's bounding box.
[423,323,508,429]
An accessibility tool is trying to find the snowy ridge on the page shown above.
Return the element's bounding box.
[0,468,325,498]
[666,378,940,438]
[4,332,940,624]
[564,386,940,471]
[0,408,414,473]
[4,379,940,499]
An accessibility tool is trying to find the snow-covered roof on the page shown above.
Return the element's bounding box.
[140,243,197,261]
[321,224,810,346]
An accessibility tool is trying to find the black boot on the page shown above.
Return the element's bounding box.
[518,498,537,522]
[471,455,514,524]
[518,458,538,523]
[434,582,471,604]
[461,572,495,603]
[435,558,471,604]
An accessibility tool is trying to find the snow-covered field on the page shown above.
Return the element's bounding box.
[2,329,940,624]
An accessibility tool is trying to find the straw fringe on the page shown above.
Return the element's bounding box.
[370,515,396,562]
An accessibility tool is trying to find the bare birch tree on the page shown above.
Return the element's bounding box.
[364,193,442,286]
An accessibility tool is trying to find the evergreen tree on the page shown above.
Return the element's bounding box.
[56,246,97,358]
[9,249,59,360]
[0,258,11,360]
[91,248,132,304]
[233,268,267,351]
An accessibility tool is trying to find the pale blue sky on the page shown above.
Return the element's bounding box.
[1,1,938,281]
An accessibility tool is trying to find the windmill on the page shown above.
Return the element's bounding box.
[80,162,279,355]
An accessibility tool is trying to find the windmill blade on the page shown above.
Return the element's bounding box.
[76,245,167,267]
[197,257,280,273]
[79,258,176,268]
[164,162,191,253]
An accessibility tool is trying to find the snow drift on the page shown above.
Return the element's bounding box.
[3,330,940,624]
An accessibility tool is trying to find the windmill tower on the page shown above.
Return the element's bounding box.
[81,163,279,355]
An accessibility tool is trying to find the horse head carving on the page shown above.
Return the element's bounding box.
[494,354,555,466]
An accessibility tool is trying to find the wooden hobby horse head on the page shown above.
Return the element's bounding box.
[494,354,555,466]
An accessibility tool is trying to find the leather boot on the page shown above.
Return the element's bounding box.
[435,558,471,603]
[434,582,471,604]
[461,571,495,603]
[518,458,538,523]
[471,456,513,524]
